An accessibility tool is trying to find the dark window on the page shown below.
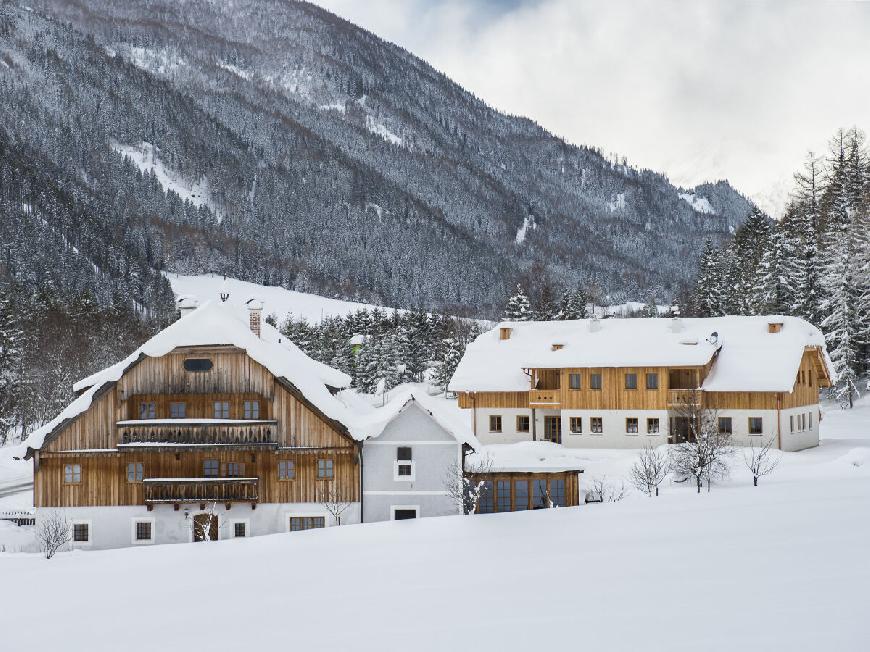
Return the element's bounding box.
[489,415,502,432]
[496,480,511,512]
[749,417,763,435]
[243,400,260,419]
[135,521,152,541]
[479,481,494,513]
[64,464,82,484]
[590,417,603,434]
[203,459,219,477]
[647,418,660,434]
[397,447,413,461]
[625,373,638,390]
[590,373,602,390]
[317,458,334,479]
[569,417,582,434]
[514,480,529,511]
[225,462,244,477]
[626,418,639,433]
[396,447,413,477]
[126,462,143,483]
[533,479,549,509]
[394,509,418,520]
[718,417,733,435]
[646,373,659,390]
[213,401,229,419]
[290,516,324,531]
[139,402,156,419]
[550,479,566,507]
[516,415,530,433]
[73,523,89,542]
[569,373,582,390]
[169,402,186,419]
[234,522,247,538]
[278,460,295,480]
[183,358,213,372]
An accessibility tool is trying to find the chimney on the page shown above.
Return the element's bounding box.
[499,327,512,341]
[551,343,564,351]
[176,296,199,319]
[768,322,783,334]
[246,298,263,338]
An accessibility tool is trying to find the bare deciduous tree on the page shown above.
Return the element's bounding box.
[585,476,627,503]
[320,488,352,525]
[668,389,734,493]
[444,457,492,515]
[629,445,670,496]
[743,437,781,486]
[36,511,71,559]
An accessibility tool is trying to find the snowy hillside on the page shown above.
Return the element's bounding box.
[166,273,385,323]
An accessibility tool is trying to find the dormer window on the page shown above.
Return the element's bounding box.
[183,358,213,372]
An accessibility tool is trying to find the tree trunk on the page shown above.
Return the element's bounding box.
[655,486,659,497]
[753,476,758,487]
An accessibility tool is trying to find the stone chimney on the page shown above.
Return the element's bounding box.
[176,296,199,319]
[246,298,263,338]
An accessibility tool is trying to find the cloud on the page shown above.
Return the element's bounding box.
[311,0,870,216]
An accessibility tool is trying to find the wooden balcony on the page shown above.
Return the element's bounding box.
[667,389,703,408]
[117,419,278,448]
[529,390,561,408]
[143,478,260,504]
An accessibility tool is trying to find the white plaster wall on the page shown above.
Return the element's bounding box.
[36,501,361,551]
[473,408,533,444]
[779,405,821,452]
[560,409,670,449]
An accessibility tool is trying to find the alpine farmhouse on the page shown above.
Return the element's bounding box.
[449,316,834,452]
[20,299,582,549]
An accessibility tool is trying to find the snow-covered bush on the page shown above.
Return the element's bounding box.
[36,511,71,559]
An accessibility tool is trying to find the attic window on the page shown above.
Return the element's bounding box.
[551,343,564,351]
[183,358,213,372]
[768,322,783,334]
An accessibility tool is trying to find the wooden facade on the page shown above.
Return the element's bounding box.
[458,348,829,412]
[468,472,581,512]
[34,346,360,509]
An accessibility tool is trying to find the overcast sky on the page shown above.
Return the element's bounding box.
[311,0,870,216]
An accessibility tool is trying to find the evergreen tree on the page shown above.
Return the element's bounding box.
[693,240,726,316]
[504,284,532,321]
[0,288,23,443]
[555,288,588,320]
[754,224,793,314]
[432,337,464,395]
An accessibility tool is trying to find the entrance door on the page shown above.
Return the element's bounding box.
[544,416,562,444]
[670,417,693,444]
[193,513,218,542]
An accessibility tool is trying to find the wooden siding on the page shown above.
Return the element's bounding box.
[36,448,359,508]
[558,367,677,410]
[457,391,529,409]
[36,345,358,508]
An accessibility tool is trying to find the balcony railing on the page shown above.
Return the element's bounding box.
[667,389,703,407]
[529,390,561,408]
[117,419,278,447]
[143,478,260,504]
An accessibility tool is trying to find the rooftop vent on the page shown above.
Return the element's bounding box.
[499,327,513,341]
[679,337,698,345]
[768,322,784,334]
[708,331,719,345]
[246,298,263,338]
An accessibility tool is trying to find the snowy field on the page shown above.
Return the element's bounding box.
[167,273,392,323]
[0,397,868,650]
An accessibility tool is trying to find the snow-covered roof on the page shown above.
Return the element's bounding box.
[467,442,586,474]
[20,301,363,456]
[449,316,833,394]
[356,387,480,450]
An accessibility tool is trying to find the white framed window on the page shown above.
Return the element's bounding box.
[647,418,660,434]
[244,400,260,419]
[391,505,419,521]
[131,518,155,545]
[626,418,639,434]
[394,447,415,481]
[229,519,250,538]
[590,417,603,434]
[285,512,328,532]
[71,520,92,547]
[569,417,582,434]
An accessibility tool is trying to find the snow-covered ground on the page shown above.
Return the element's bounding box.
[166,273,388,323]
[0,395,868,649]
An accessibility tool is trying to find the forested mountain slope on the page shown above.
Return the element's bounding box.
[3,0,753,317]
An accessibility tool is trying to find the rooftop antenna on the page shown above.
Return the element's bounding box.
[219,274,230,303]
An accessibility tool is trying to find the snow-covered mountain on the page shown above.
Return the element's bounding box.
[1,0,754,319]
